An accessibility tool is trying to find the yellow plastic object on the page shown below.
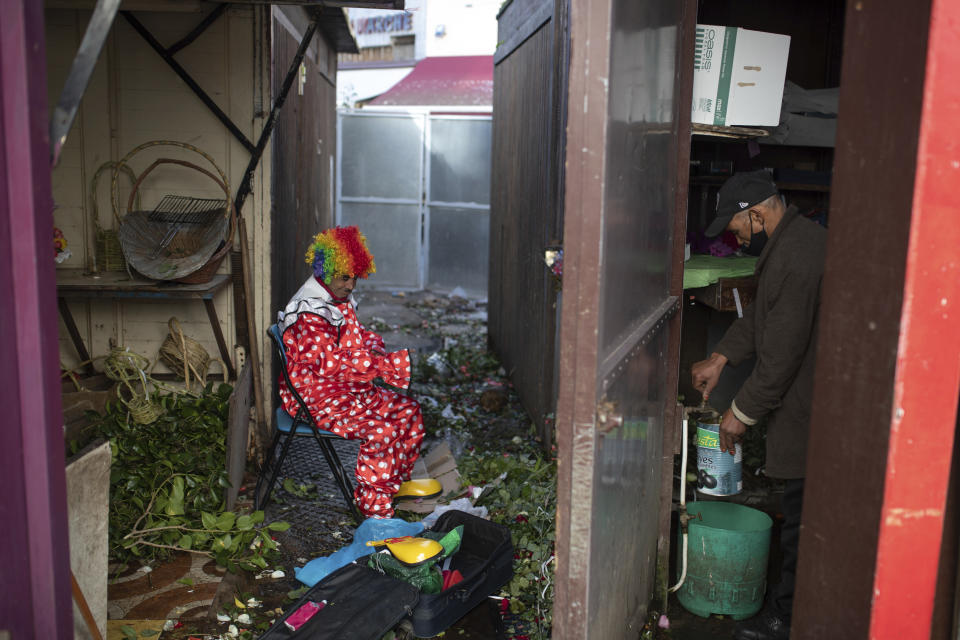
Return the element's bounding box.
[384,537,444,567]
[394,478,443,501]
[365,536,413,547]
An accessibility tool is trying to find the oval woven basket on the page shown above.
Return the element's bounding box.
[157,317,224,389]
[112,141,235,282]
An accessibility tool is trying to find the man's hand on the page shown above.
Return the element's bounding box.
[691,352,728,403]
[718,408,746,456]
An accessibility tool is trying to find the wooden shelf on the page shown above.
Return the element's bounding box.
[691,123,770,139]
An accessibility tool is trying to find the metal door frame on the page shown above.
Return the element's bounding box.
[423,113,492,292]
[552,0,692,636]
[336,109,427,289]
[336,110,492,291]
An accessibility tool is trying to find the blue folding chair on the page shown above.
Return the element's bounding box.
[254,324,361,523]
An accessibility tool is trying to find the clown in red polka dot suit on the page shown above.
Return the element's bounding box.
[277,226,424,518]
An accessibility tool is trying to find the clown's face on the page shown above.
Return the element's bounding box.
[328,273,357,299]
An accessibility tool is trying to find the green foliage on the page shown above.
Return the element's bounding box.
[442,342,501,379]
[282,477,318,498]
[86,382,286,572]
[286,585,309,601]
[459,447,556,639]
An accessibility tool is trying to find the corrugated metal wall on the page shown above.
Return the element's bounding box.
[489,0,567,441]
[270,7,338,317]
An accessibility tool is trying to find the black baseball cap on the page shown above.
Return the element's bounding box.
[705,170,779,237]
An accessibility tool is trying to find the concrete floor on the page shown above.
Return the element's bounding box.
[352,289,447,359]
[663,594,739,639]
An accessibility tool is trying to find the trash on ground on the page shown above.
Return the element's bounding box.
[396,441,461,514]
[441,404,466,421]
[420,497,488,528]
[294,518,425,587]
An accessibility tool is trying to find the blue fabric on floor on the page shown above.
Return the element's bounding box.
[294,517,425,587]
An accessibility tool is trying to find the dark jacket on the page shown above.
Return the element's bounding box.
[714,206,827,478]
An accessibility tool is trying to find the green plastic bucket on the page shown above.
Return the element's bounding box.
[677,501,773,620]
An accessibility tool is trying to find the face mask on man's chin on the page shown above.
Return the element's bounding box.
[743,225,768,257]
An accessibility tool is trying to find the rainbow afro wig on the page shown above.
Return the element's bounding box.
[305,226,376,284]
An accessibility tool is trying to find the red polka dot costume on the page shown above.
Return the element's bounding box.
[278,276,424,519]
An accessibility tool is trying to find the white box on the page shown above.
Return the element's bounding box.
[692,25,791,127]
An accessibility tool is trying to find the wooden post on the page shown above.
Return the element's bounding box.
[239,216,268,461]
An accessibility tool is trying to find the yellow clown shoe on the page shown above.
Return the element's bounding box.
[366,536,444,567]
[387,537,443,566]
[393,478,443,501]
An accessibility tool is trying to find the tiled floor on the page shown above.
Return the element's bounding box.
[107,552,225,622]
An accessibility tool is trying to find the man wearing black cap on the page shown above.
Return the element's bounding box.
[692,169,827,640]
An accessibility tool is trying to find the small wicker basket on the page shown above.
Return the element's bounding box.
[90,161,139,272]
[157,317,224,389]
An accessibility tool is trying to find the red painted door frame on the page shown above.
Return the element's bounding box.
[794,0,960,637]
[868,0,960,635]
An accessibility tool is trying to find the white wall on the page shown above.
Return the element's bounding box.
[421,0,499,58]
[47,6,270,379]
[339,0,499,107]
[337,66,415,106]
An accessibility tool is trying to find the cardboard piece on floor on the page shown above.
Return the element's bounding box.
[397,441,460,514]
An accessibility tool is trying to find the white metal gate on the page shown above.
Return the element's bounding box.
[337,110,491,294]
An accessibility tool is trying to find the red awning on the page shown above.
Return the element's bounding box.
[367,55,493,107]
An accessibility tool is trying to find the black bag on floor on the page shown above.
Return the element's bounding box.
[258,562,418,640]
[408,510,513,638]
[260,510,513,640]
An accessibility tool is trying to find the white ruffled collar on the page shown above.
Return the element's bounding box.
[277,276,356,332]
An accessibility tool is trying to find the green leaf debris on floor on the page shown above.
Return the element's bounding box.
[403,293,557,640]
[84,382,287,574]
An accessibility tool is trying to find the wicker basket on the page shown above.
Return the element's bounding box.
[90,161,139,272]
[111,141,235,283]
[173,212,235,284]
[157,317,224,389]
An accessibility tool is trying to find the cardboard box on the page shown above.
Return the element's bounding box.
[395,441,461,514]
[692,25,790,126]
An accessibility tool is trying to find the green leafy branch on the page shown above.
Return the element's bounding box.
[85,382,292,573]
[119,474,290,571]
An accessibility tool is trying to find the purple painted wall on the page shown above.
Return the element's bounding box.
[0,0,73,637]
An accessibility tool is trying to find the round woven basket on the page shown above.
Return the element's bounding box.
[158,317,223,389]
[102,347,164,425]
[111,141,235,283]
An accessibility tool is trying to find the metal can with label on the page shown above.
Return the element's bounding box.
[694,409,742,496]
